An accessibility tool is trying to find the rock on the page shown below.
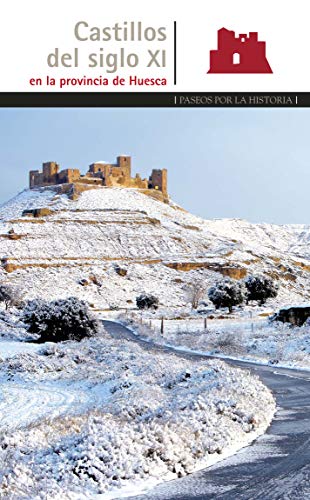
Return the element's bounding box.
[164,261,247,279]
[22,208,53,218]
[282,272,297,282]
[271,306,310,326]
[218,266,247,279]
[1,229,23,240]
[78,279,90,287]
[89,274,102,287]
[1,258,18,273]
[268,359,279,365]
[115,265,127,277]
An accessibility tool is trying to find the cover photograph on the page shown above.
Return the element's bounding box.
[0,1,309,499]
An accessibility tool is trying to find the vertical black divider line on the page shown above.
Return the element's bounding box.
[174,21,177,85]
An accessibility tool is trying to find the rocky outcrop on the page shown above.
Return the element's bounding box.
[165,261,247,279]
[22,208,53,217]
[219,266,247,279]
[1,258,18,273]
[115,265,127,277]
[271,306,310,326]
[0,229,24,240]
[293,261,310,272]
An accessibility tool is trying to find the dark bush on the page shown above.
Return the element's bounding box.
[136,294,159,310]
[22,297,100,343]
[244,275,278,305]
[208,278,246,313]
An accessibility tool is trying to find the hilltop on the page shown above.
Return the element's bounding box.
[0,185,310,310]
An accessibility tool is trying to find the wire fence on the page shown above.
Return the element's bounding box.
[122,310,271,337]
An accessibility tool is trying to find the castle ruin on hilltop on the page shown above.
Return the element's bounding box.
[29,155,168,199]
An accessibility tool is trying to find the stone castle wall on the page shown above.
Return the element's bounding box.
[29,155,168,198]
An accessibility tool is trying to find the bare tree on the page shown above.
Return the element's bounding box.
[0,284,24,310]
[187,280,206,309]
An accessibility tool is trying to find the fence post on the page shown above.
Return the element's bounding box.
[161,317,164,335]
[204,317,207,330]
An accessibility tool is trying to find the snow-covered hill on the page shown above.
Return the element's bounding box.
[0,185,310,309]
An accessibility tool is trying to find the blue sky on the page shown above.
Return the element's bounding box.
[0,107,308,224]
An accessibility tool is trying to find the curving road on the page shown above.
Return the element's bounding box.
[103,320,310,500]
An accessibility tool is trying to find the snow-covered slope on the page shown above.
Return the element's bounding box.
[0,186,310,309]
[0,330,275,499]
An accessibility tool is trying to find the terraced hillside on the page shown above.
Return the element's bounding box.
[0,185,310,309]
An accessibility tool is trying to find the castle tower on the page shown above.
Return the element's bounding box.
[29,170,40,188]
[42,161,59,184]
[117,155,131,178]
[149,169,168,197]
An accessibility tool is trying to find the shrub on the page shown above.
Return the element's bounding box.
[209,331,245,354]
[21,297,100,343]
[244,275,278,305]
[136,294,159,310]
[208,278,246,313]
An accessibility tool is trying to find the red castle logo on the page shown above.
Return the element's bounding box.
[208,27,272,74]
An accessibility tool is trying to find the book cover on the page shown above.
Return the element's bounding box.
[0,1,308,499]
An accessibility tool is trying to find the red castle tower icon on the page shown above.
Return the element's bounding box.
[208,28,272,74]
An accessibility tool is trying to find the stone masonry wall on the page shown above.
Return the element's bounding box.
[29,156,168,198]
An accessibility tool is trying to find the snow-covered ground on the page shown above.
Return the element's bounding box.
[1,186,310,311]
[124,314,310,371]
[1,184,310,496]
[0,322,275,499]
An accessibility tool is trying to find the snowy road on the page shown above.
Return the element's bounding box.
[103,320,310,500]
